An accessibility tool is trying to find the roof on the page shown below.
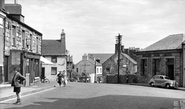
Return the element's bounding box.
[42,40,66,56]
[122,53,137,64]
[88,53,114,64]
[143,34,185,51]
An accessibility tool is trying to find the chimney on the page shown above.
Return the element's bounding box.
[4,1,25,22]
[82,54,88,60]
[0,0,5,10]
[60,29,66,54]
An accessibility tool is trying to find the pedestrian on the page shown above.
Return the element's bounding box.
[57,71,62,86]
[11,67,26,105]
[62,70,67,87]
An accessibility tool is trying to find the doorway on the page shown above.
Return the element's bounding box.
[167,65,174,80]
[166,58,174,80]
[41,67,45,80]
[4,56,9,82]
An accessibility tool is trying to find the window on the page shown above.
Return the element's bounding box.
[12,26,16,46]
[51,56,57,63]
[141,59,147,76]
[96,68,98,73]
[100,68,102,73]
[76,68,78,72]
[22,30,25,48]
[30,34,32,51]
[36,37,39,53]
[51,67,57,75]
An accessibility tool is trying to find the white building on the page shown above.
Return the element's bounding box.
[41,29,67,81]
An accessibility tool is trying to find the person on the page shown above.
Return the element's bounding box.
[57,71,62,86]
[11,67,26,105]
[62,70,67,87]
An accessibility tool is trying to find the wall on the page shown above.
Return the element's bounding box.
[102,53,137,83]
[42,56,66,81]
[137,50,183,86]
[0,15,4,83]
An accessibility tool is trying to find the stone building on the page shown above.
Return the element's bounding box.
[75,53,113,83]
[136,34,185,87]
[102,44,137,83]
[0,1,42,85]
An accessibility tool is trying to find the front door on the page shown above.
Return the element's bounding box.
[167,65,174,80]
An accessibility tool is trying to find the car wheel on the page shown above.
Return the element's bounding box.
[150,82,154,87]
[166,84,170,88]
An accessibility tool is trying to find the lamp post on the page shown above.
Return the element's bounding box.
[116,34,122,83]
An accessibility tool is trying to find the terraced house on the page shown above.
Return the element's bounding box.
[0,1,42,85]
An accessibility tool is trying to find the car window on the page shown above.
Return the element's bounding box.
[164,76,170,79]
[160,76,164,79]
[154,75,159,79]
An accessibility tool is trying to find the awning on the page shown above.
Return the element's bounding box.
[40,56,54,64]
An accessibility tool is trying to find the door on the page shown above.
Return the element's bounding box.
[41,67,45,80]
[167,65,174,80]
[4,56,9,82]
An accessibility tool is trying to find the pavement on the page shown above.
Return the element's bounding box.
[0,81,57,102]
[0,82,185,109]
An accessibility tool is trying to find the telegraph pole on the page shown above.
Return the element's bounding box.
[116,34,122,83]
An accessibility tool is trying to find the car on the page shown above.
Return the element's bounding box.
[148,75,178,89]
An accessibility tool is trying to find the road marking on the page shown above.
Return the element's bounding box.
[0,87,55,103]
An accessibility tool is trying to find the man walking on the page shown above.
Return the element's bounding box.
[11,67,26,105]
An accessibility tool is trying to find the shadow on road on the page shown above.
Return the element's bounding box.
[4,94,178,109]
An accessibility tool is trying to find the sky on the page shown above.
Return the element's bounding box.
[5,0,185,64]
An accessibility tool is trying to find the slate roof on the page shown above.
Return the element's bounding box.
[42,40,66,56]
[122,53,137,65]
[88,53,114,64]
[143,34,185,51]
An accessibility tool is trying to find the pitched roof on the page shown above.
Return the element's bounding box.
[122,53,137,64]
[88,53,114,64]
[143,34,185,51]
[42,40,66,56]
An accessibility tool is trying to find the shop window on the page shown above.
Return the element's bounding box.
[51,56,57,63]
[51,67,57,75]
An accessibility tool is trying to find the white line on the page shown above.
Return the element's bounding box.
[0,87,55,103]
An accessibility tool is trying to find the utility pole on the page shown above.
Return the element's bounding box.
[116,34,122,83]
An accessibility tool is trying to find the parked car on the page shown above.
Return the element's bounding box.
[148,75,178,89]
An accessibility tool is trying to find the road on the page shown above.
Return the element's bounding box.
[0,82,185,109]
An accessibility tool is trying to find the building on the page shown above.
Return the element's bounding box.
[102,44,137,83]
[88,53,113,82]
[66,54,74,80]
[136,34,185,87]
[42,29,67,81]
[0,1,42,85]
[75,53,113,83]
